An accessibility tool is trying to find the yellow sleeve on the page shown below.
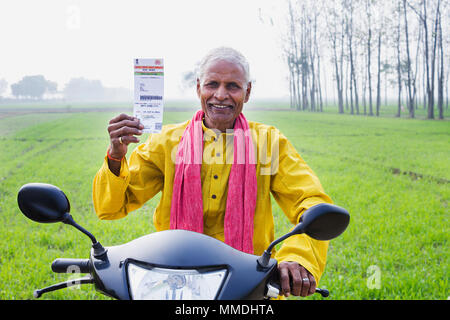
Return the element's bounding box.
[92,137,165,220]
[270,132,332,284]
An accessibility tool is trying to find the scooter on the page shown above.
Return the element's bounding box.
[17,182,350,300]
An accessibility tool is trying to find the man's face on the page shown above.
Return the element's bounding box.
[197,59,251,132]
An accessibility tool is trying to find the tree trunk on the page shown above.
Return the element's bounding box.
[437,5,444,119]
[412,24,422,112]
[376,32,382,116]
[403,0,415,118]
[362,53,367,115]
[396,2,402,118]
[429,0,441,119]
[310,57,316,112]
[332,29,344,113]
[314,12,323,112]
[423,55,427,110]
[288,53,297,109]
[345,57,350,112]
[317,54,324,112]
[422,0,433,119]
[287,0,300,111]
[367,0,373,116]
[445,60,449,110]
[334,48,344,114]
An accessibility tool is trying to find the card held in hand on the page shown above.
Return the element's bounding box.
[134,58,164,133]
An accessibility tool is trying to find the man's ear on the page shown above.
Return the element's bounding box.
[244,81,252,103]
[196,78,201,98]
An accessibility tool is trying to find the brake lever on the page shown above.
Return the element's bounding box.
[33,275,94,298]
[315,287,330,298]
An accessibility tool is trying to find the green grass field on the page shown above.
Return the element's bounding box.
[0,102,448,300]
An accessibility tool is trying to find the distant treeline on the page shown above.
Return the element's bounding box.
[268,0,448,119]
[0,76,131,103]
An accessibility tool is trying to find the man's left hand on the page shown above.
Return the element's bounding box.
[278,261,316,297]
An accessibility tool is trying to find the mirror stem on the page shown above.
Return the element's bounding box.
[62,212,97,244]
[257,231,297,268]
[62,213,107,258]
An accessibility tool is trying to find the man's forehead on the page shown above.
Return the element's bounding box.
[202,60,247,82]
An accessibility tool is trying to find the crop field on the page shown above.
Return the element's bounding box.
[0,102,448,300]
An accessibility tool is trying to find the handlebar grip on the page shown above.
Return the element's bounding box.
[51,258,91,273]
[315,288,330,297]
[267,281,329,298]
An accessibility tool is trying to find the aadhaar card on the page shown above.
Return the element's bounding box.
[134,58,164,133]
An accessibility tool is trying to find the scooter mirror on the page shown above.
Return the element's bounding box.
[293,203,350,241]
[17,183,107,257]
[257,203,350,268]
[17,183,70,223]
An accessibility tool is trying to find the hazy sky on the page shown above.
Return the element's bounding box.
[0,0,290,100]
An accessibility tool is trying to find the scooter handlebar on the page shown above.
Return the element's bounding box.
[266,282,330,298]
[51,258,91,273]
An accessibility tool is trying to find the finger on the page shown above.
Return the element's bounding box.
[278,265,291,297]
[110,126,143,140]
[114,135,140,146]
[108,119,144,135]
[299,267,310,297]
[308,273,317,296]
[108,113,136,125]
[289,264,302,296]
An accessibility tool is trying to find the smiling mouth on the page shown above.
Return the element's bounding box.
[208,103,233,110]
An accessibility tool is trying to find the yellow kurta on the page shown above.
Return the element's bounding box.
[93,118,333,284]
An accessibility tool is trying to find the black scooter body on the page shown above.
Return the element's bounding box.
[17,183,350,300]
[91,230,278,300]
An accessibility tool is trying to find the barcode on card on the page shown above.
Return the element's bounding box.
[140,95,163,101]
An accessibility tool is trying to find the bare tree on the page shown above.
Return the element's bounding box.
[408,0,441,119]
[344,0,360,115]
[430,0,442,119]
[326,1,345,113]
[403,0,415,117]
[285,0,301,110]
[314,10,325,112]
[437,2,444,119]
[374,1,391,116]
[283,0,328,113]
[365,0,374,116]
[276,0,447,119]
[395,1,403,117]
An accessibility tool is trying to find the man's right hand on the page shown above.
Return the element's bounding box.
[107,113,144,175]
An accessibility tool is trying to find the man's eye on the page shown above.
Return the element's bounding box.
[227,83,240,89]
[205,82,218,87]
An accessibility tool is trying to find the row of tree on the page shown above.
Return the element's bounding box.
[279,0,448,119]
[0,76,131,102]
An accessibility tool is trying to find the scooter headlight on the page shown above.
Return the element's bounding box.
[127,263,227,300]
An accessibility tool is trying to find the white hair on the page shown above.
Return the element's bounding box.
[197,47,251,86]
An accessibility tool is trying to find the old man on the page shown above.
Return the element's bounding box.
[93,47,332,298]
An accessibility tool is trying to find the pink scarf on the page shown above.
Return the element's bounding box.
[170,110,257,254]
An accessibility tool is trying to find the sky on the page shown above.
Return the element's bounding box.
[0,0,290,100]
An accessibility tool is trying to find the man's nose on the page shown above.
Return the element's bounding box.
[214,84,228,100]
